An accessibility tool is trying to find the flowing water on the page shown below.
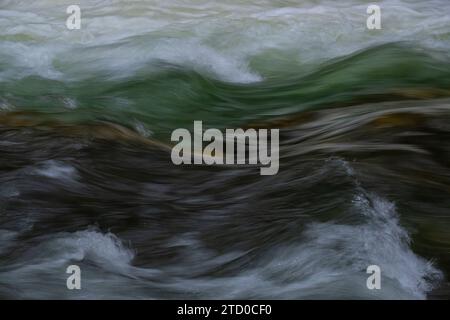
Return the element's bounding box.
[0,0,450,299]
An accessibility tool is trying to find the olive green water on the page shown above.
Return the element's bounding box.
[1,0,450,299]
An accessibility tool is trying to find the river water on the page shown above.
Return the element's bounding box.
[0,0,450,299]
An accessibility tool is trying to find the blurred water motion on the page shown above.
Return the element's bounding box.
[0,0,450,299]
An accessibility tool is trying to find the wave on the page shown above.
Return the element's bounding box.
[1,43,450,141]
[1,0,450,81]
[1,0,450,300]
[0,161,442,299]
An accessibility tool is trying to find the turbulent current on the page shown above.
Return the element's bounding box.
[1,0,450,299]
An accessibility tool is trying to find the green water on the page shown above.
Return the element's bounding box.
[1,0,450,300]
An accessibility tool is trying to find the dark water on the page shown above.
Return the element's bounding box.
[1,0,450,299]
[1,96,450,299]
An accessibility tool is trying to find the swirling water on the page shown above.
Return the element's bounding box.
[0,0,450,299]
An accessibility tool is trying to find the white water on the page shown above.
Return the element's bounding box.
[0,161,442,299]
[1,0,449,82]
[0,0,447,300]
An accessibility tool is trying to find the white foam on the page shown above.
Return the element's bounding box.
[34,160,78,180]
[58,230,135,268]
[300,192,442,299]
[0,229,141,299]
[0,194,442,300]
[1,0,449,83]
